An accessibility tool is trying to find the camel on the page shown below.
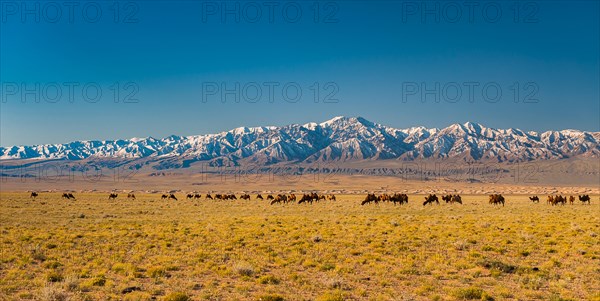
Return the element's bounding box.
[270,194,287,205]
[327,194,336,201]
[206,194,213,200]
[529,196,539,203]
[30,192,38,199]
[194,194,201,199]
[256,194,264,200]
[307,192,320,203]
[578,195,591,204]
[569,196,575,205]
[240,194,251,200]
[161,194,168,200]
[442,195,452,203]
[451,194,462,204]
[361,193,378,205]
[423,194,439,206]
[557,195,567,205]
[108,193,118,200]
[298,194,313,204]
[127,193,136,200]
[400,193,409,205]
[266,194,274,200]
[186,194,194,199]
[168,194,178,201]
[547,195,554,205]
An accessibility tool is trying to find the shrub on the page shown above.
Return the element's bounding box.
[38,284,69,301]
[452,287,493,300]
[320,263,336,271]
[163,292,190,301]
[124,292,152,301]
[32,250,47,262]
[148,267,167,278]
[44,261,62,269]
[46,272,63,283]
[63,274,79,291]
[233,262,255,276]
[258,275,280,284]
[317,291,345,301]
[91,275,106,286]
[478,259,516,274]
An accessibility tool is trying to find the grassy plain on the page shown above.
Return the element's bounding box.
[0,192,598,301]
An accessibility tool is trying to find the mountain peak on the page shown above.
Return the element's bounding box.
[318,116,376,128]
[319,116,349,126]
[463,121,485,133]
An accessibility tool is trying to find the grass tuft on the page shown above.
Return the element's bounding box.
[163,292,190,301]
[233,262,255,277]
[452,287,493,300]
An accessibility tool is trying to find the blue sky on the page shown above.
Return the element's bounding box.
[1,0,599,146]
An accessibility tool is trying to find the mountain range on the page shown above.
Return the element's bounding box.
[1,116,599,168]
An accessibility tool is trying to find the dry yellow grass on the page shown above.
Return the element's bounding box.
[0,192,598,300]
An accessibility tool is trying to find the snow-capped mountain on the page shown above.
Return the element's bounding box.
[1,117,599,166]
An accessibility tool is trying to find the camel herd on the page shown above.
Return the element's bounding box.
[489,194,505,206]
[442,194,463,204]
[532,194,592,205]
[361,193,409,205]
[26,192,593,207]
[420,194,463,206]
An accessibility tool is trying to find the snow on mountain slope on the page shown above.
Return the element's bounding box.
[1,117,598,165]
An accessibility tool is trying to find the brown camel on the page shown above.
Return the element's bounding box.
[361,193,379,205]
[578,195,591,204]
[423,194,439,206]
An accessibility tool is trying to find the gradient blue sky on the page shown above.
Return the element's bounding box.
[1,0,599,146]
